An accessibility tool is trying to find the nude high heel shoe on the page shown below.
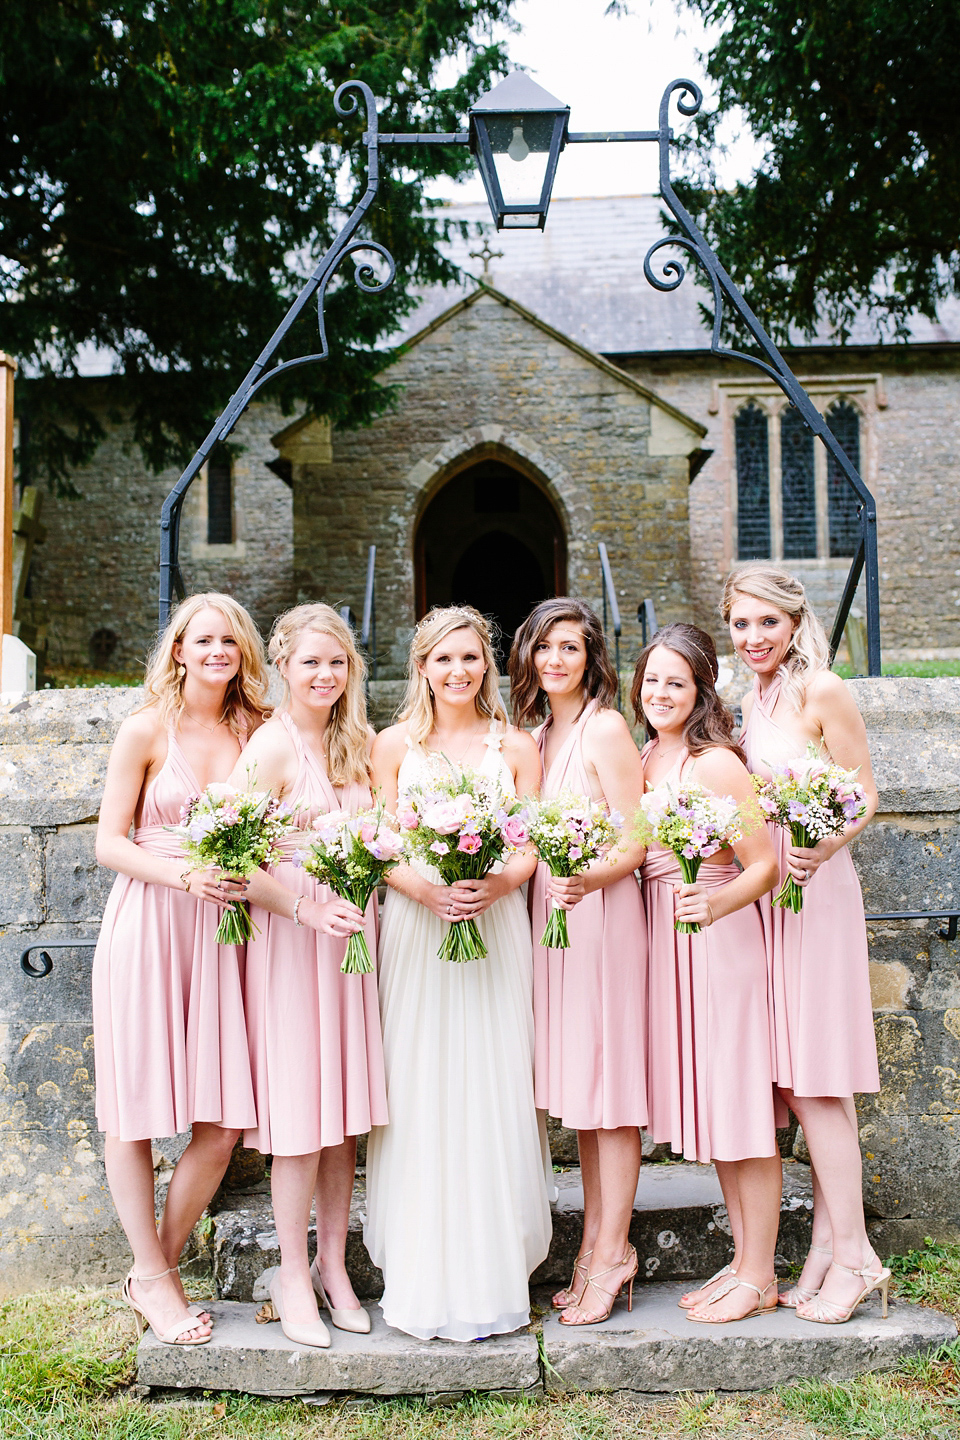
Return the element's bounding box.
[121,1267,212,1346]
[559,1245,638,1327]
[268,1272,331,1348]
[553,1250,593,1310]
[310,1257,371,1334]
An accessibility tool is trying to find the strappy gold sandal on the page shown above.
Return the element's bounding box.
[559,1245,638,1327]
[686,1274,778,1324]
[552,1249,593,1310]
[778,1242,832,1308]
[796,1254,891,1324]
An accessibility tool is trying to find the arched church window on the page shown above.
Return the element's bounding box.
[780,406,817,559]
[826,400,862,557]
[206,444,234,545]
[735,402,770,560]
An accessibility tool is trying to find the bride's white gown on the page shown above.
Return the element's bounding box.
[364,730,552,1341]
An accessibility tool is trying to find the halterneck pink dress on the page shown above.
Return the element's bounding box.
[242,712,387,1157]
[531,701,648,1130]
[641,742,777,1164]
[740,675,879,1099]
[93,727,256,1141]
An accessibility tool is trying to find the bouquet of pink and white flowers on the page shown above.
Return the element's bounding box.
[528,791,623,952]
[399,768,531,963]
[173,779,294,945]
[295,805,404,973]
[635,782,744,933]
[752,745,867,912]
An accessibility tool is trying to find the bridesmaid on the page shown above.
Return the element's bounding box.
[231,604,387,1348]
[510,598,648,1327]
[94,593,269,1346]
[631,623,782,1323]
[722,562,887,1325]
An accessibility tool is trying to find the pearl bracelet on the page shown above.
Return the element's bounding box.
[292,895,305,927]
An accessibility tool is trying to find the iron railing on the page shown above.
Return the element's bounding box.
[361,544,377,681]
[157,77,882,676]
[597,542,622,705]
[638,598,658,648]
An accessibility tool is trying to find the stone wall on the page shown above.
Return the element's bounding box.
[617,347,960,657]
[0,681,957,1297]
[27,390,294,674]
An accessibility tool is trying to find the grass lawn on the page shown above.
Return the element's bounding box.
[833,659,960,679]
[2,1241,959,1439]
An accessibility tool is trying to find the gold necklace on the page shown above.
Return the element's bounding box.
[432,718,485,766]
[183,709,222,735]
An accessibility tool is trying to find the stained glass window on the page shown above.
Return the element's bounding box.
[826,401,861,557]
[207,444,233,545]
[780,406,817,559]
[735,403,770,559]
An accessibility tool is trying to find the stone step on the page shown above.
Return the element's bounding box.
[210,1160,816,1303]
[137,1287,957,1399]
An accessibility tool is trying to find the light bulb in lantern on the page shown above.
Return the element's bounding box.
[507,125,529,163]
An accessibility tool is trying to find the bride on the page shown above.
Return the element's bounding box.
[364,606,552,1341]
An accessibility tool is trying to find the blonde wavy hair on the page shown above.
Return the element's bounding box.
[268,603,369,787]
[401,606,507,747]
[720,562,830,713]
[141,592,270,735]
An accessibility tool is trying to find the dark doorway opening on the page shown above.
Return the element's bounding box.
[415,460,566,654]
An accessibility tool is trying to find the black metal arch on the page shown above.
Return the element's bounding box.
[157,76,881,674]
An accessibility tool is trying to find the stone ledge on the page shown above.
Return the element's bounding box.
[136,1288,957,1399]
[541,1283,957,1393]
[137,1301,541,1398]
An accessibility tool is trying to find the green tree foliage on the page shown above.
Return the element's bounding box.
[1,1,514,486]
[677,0,960,344]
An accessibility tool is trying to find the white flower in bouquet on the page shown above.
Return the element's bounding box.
[635,782,744,933]
[527,791,623,951]
[294,805,404,973]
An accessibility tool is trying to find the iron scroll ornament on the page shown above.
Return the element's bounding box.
[644,80,881,674]
[157,80,396,629]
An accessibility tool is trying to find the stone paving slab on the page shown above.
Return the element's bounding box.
[137,1286,957,1399]
[137,1301,541,1398]
[541,1282,958,1394]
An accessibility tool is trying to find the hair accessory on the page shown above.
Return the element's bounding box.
[177,664,186,680]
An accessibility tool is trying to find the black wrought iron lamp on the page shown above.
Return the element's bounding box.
[468,72,569,230]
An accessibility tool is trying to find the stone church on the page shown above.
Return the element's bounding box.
[21,195,960,678]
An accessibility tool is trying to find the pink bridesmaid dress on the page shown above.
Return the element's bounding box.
[243,712,387,1156]
[93,727,256,1141]
[740,675,879,1099]
[531,701,648,1130]
[641,742,777,1164]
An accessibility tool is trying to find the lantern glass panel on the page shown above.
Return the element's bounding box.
[482,112,556,208]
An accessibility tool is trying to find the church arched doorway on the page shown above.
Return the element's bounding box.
[414,459,566,653]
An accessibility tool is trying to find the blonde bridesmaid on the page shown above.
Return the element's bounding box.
[93,593,269,1346]
[232,604,387,1349]
[632,623,782,1324]
[510,598,648,1327]
[723,562,886,1325]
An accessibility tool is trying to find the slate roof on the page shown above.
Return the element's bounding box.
[392,194,960,356]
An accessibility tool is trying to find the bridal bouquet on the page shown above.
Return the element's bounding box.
[399,768,531,962]
[295,806,404,973]
[173,779,294,945]
[635,782,744,933]
[752,745,867,912]
[528,791,623,952]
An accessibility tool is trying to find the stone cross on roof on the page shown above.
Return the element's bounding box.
[468,237,505,281]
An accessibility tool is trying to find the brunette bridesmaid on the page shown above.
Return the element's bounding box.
[723,562,887,1325]
[510,599,648,1327]
[93,593,269,1346]
[231,604,387,1348]
[632,624,782,1324]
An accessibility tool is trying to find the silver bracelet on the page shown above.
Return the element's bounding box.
[292,895,305,927]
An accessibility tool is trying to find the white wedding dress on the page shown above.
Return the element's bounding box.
[364,729,552,1341]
